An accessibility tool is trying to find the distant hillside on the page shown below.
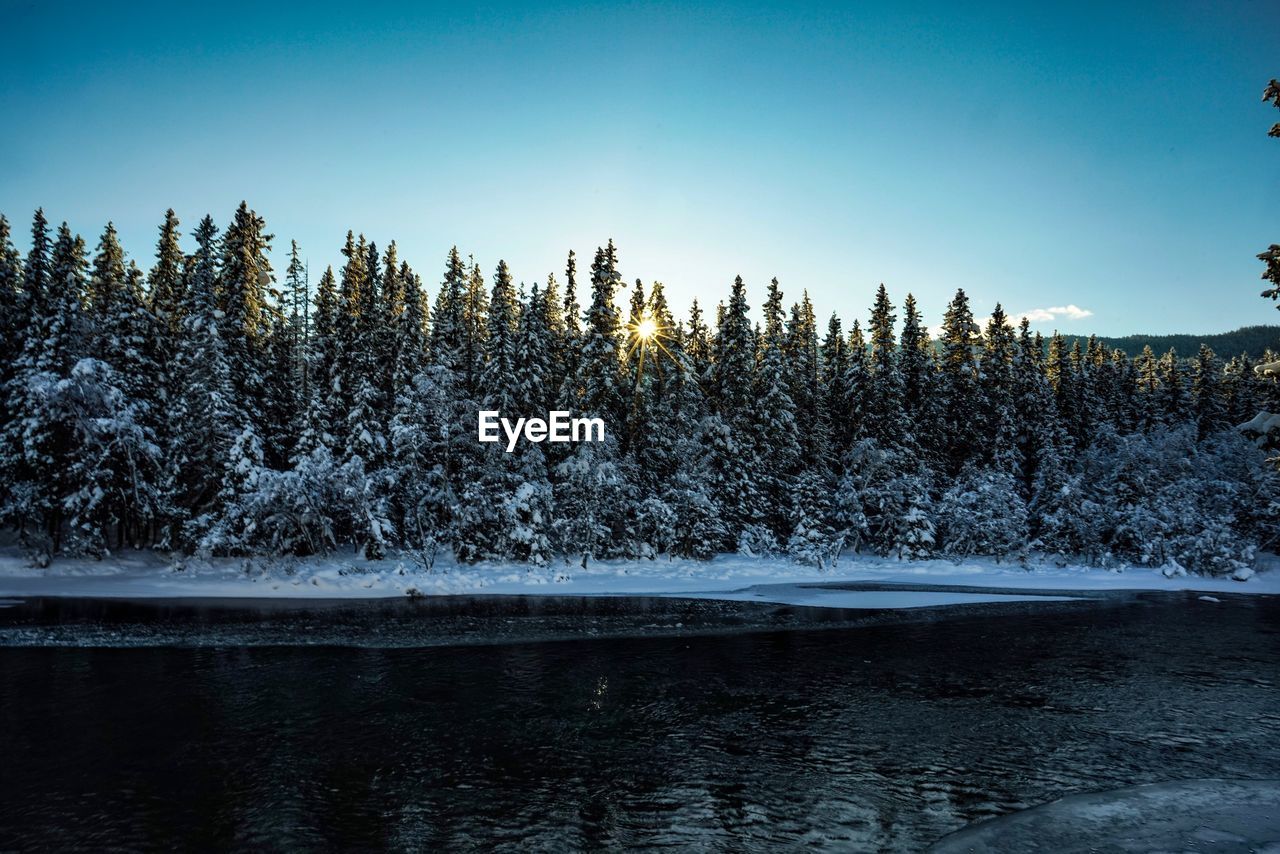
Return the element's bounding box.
[1064,325,1280,360]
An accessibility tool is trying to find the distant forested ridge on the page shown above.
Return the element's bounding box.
[1065,325,1280,360]
[1,205,1278,577]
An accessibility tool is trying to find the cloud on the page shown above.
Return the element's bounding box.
[1014,304,1093,324]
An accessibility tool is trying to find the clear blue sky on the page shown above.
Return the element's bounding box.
[1,0,1276,336]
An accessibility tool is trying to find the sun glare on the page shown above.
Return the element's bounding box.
[636,317,659,340]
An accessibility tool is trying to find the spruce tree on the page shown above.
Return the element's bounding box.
[169,216,239,549]
[899,293,935,450]
[218,202,274,432]
[980,304,1019,474]
[938,288,980,472]
[1191,344,1225,436]
[820,313,852,463]
[148,209,186,337]
[865,284,907,449]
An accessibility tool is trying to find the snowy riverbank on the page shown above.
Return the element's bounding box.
[1,546,1278,607]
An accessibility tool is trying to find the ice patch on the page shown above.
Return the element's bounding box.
[929,778,1280,853]
[0,545,1277,606]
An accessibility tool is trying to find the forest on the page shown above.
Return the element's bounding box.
[1,205,1278,576]
[1064,325,1280,361]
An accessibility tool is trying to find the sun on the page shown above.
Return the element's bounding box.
[635,317,659,341]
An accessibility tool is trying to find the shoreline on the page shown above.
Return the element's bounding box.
[1,546,1277,606]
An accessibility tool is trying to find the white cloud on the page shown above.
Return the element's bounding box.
[1014,304,1093,324]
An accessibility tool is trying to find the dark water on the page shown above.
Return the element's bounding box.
[0,592,1278,851]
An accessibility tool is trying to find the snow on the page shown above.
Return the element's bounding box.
[929,779,1280,853]
[671,586,1078,609]
[1,546,1278,606]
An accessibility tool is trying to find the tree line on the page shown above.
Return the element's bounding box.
[1,206,1277,575]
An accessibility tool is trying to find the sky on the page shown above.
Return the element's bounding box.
[0,0,1276,337]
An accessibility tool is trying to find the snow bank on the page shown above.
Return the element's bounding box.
[1,546,1278,605]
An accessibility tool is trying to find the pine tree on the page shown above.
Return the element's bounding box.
[431,246,469,377]
[283,239,310,399]
[820,313,852,463]
[554,242,629,563]
[899,293,935,450]
[841,319,869,450]
[1158,348,1190,423]
[83,224,165,547]
[713,275,755,421]
[6,222,90,553]
[865,284,907,449]
[218,202,274,436]
[938,288,980,472]
[462,257,489,398]
[1133,344,1161,429]
[980,304,1019,474]
[148,209,186,337]
[753,282,800,535]
[1045,333,1078,443]
[1191,344,1225,436]
[480,260,521,415]
[0,216,23,516]
[784,291,824,464]
[169,216,240,550]
[572,243,627,423]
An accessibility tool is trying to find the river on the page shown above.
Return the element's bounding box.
[0,590,1276,850]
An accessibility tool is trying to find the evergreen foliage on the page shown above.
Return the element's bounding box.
[0,210,1275,576]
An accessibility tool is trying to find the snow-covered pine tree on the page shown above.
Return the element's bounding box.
[462,257,489,399]
[713,275,756,422]
[684,298,713,391]
[865,283,909,450]
[454,260,523,561]
[980,304,1020,475]
[168,216,242,550]
[938,467,1028,562]
[1158,348,1191,424]
[1225,352,1259,426]
[1066,339,1101,446]
[787,466,840,568]
[559,250,582,395]
[1191,344,1226,437]
[0,216,23,517]
[1105,347,1139,433]
[938,288,980,473]
[336,236,392,559]
[1044,333,1078,443]
[1133,344,1161,429]
[392,264,428,407]
[431,246,468,378]
[899,293,937,456]
[820,313,851,464]
[297,266,340,456]
[147,210,186,338]
[502,283,556,563]
[704,275,766,547]
[218,202,274,442]
[840,320,869,450]
[554,243,630,565]
[283,239,310,400]
[783,291,824,464]
[84,223,165,547]
[753,279,800,536]
[146,210,187,479]
[5,221,91,555]
[375,243,403,428]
